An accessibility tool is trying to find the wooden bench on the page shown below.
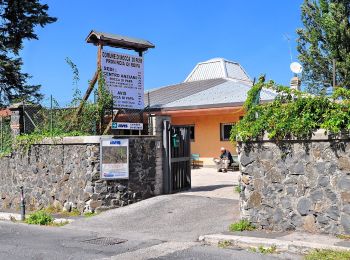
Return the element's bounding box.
[230,155,240,171]
[191,154,203,169]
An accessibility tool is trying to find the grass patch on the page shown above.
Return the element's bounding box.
[229,220,255,232]
[44,204,62,214]
[337,234,350,240]
[234,185,241,193]
[83,212,98,218]
[258,245,277,254]
[49,220,70,227]
[59,208,81,217]
[25,210,54,225]
[305,249,350,260]
[218,240,232,248]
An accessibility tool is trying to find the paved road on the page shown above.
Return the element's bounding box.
[0,221,280,260]
[0,168,284,259]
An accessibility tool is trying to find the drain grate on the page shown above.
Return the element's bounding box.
[82,237,128,246]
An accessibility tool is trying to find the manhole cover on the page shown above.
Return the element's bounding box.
[82,237,127,246]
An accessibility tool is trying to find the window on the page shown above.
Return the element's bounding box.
[220,123,234,141]
[189,125,195,141]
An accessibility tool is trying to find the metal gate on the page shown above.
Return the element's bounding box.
[168,125,191,193]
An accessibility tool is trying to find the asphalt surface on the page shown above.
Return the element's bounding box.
[0,169,286,259]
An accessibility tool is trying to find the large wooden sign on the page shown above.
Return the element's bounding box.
[101,50,144,109]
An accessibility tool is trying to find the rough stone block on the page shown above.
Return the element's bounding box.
[297,197,312,216]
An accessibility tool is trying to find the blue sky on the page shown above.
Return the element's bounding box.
[22,0,303,105]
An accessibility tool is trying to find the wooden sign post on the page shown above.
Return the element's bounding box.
[77,31,155,134]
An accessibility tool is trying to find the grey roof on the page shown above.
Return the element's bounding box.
[145,78,227,108]
[86,30,155,51]
[184,58,252,83]
[146,78,276,110]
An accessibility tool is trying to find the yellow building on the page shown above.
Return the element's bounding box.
[147,58,275,165]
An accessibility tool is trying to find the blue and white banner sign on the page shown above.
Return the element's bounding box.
[111,122,143,130]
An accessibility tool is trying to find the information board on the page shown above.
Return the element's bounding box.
[100,138,129,179]
[101,50,144,109]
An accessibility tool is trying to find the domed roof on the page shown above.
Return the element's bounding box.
[184,58,252,84]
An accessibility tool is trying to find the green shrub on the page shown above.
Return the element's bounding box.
[26,210,54,225]
[234,185,241,193]
[229,220,255,232]
[305,249,350,260]
[231,77,350,142]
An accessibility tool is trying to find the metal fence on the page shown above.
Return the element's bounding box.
[20,95,153,137]
[0,92,154,154]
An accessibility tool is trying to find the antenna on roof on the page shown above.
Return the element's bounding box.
[283,34,303,91]
[283,34,293,63]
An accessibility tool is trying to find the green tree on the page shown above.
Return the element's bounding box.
[297,0,350,94]
[0,0,56,106]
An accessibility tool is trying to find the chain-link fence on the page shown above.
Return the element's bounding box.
[20,94,153,137]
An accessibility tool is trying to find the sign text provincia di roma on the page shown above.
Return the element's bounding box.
[101,50,144,109]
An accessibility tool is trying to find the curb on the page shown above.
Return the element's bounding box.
[199,234,350,254]
[0,212,74,223]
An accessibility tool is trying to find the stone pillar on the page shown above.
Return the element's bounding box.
[8,103,24,138]
[153,115,171,195]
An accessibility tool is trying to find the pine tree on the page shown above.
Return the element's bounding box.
[297,0,350,94]
[0,0,56,106]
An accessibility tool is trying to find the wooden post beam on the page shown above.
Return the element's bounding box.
[75,43,103,117]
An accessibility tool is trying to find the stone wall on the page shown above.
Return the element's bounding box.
[238,130,350,235]
[0,135,163,213]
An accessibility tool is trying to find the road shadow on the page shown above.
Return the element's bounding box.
[188,184,233,192]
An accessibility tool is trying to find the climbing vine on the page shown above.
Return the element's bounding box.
[231,76,350,142]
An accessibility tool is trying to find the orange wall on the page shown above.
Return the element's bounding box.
[170,109,244,159]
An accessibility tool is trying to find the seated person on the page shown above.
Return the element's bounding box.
[213,147,233,172]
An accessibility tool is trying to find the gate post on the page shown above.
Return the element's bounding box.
[9,103,24,138]
[153,115,171,194]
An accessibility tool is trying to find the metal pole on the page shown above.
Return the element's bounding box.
[20,186,25,221]
[22,101,26,134]
[50,95,53,136]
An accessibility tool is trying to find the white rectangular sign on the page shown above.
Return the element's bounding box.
[111,122,144,130]
[100,139,129,179]
[101,50,144,109]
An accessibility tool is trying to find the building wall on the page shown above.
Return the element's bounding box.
[171,109,244,165]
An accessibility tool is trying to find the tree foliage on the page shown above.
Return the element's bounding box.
[0,0,56,107]
[297,0,350,94]
[231,77,350,142]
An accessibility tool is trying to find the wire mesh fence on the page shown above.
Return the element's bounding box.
[20,94,153,137]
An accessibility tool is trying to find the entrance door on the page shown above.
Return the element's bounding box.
[169,125,191,193]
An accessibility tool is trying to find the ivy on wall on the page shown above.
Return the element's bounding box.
[231,77,350,142]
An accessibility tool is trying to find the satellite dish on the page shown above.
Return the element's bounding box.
[290,62,303,74]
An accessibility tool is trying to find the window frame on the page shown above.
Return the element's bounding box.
[189,125,195,142]
[220,123,234,141]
